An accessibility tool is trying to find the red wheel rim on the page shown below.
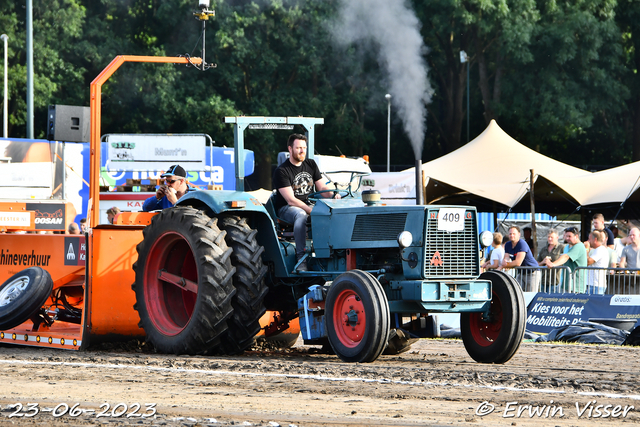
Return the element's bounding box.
[332,289,366,348]
[468,290,503,347]
[144,231,198,336]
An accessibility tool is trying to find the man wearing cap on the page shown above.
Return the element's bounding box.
[142,165,197,212]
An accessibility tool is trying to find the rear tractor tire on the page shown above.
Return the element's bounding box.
[460,270,526,364]
[216,215,269,355]
[133,206,236,355]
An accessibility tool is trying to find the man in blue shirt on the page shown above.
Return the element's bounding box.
[142,165,197,211]
[502,225,539,291]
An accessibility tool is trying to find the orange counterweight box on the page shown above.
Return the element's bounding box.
[0,226,147,350]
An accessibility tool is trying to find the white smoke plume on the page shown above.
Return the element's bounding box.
[332,0,432,160]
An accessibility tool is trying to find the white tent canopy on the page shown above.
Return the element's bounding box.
[419,120,588,208]
[555,162,640,206]
[391,120,640,213]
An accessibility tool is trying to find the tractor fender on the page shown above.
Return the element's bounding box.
[177,190,292,277]
[178,190,269,216]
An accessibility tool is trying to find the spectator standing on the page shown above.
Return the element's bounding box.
[68,222,81,235]
[523,227,534,250]
[611,225,625,263]
[607,246,618,268]
[501,226,539,291]
[586,230,608,294]
[592,213,615,249]
[544,227,587,293]
[79,218,87,233]
[619,228,640,269]
[537,230,565,289]
[106,207,120,225]
[481,233,504,271]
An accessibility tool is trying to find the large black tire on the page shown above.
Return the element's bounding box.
[460,270,526,364]
[216,215,269,354]
[133,207,236,355]
[325,270,390,363]
[0,267,53,330]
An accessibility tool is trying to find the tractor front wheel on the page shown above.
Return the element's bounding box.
[326,270,390,363]
[460,270,526,364]
[133,207,236,355]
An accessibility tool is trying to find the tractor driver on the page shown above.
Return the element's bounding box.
[142,164,197,211]
[272,134,340,271]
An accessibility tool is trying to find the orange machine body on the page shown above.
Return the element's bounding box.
[0,225,149,349]
[0,56,199,350]
[0,56,297,351]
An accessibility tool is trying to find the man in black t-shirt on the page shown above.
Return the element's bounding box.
[272,133,340,270]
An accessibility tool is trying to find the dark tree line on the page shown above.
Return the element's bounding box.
[2,0,640,185]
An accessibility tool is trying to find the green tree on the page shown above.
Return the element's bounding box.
[414,0,539,156]
[210,0,381,186]
[501,0,628,167]
[616,0,640,161]
[0,0,86,138]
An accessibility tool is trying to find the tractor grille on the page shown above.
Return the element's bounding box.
[351,213,407,241]
[424,209,479,279]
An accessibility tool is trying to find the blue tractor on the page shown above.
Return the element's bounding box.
[132,116,526,363]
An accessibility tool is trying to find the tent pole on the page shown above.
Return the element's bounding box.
[530,169,537,256]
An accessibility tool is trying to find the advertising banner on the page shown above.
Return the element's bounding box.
[105,134,207,171]
[100,144,254,191]
[527,293,640,334]
[0,162,53,199]
[368,170,417,206]
[64,236,86,266]
[2,136,255,227]
[25,202,67,231]
[0,212,32,229]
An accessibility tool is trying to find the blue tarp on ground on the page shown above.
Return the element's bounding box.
[535,321,630,345]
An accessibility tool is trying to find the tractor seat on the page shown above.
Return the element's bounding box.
[265,191,312,240]
[265,192,295,239]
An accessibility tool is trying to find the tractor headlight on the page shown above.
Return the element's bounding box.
[397,231,413,249]
[479,230,493,248]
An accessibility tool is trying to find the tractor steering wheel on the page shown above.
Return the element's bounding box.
[308,189,350,200]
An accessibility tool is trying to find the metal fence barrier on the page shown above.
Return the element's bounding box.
[503,266,640,295]
[574,267,640,295]
[502,266,572,293]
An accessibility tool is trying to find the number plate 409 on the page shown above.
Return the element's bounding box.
[437,208,466,232]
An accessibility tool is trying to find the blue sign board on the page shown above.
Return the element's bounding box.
[527,293,640,334]
[99,142,254,190]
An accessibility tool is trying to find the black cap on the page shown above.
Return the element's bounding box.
[161,165,186,178]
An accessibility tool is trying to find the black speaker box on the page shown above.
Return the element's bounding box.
[47,104,90,142]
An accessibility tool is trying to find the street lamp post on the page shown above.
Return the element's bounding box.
[1,34,7,138]
[26,0,33,138]
[460,50,469,143]
[385,93,391,172]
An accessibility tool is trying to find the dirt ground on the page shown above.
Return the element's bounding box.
[0,337,639,427]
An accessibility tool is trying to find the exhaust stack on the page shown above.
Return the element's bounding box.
[415,159,423,205]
